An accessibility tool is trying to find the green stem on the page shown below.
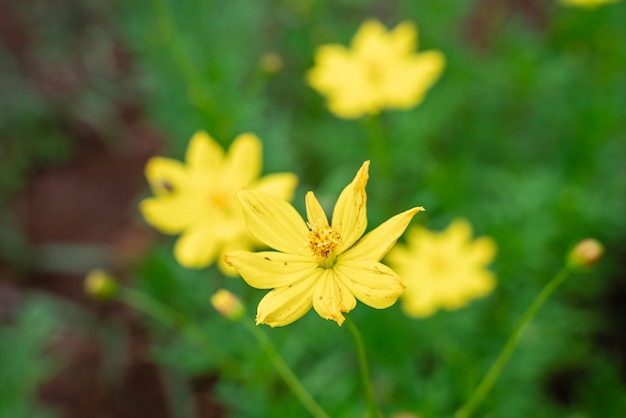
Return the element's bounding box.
[364,113,392,217]
[240,320,330,418]
[344,315,383,418]
[365,113,390,180]
[455,266,572,418]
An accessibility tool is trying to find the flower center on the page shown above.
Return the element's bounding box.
[365,58,384,84]
[308,224,342,268]
[209,189,230,209]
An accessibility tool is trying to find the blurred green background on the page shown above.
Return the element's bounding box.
[1,0,625,417]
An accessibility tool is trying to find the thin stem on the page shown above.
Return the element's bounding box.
[365,113,389,175]
[344,315,383,418]
[455,267,572,418]
[364,113,392,217]
[240,320,330,418]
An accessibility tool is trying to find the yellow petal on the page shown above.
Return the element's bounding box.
[343,206,424,262]
[307,44,379,118]
[256,271,321,327]
[335,260,404,309]
[384,50,445,109]
[351,19,387,55]
[252,173,299,201]
[238,190,309,255]
[401,290,440,318]
[223,251,317,289]
[445,218,473,244]
[312,269,356,325]
[305,191,329,227]
[185,131,224,172]
[223,133,262,187]
[174,224,219,268]
[389,21,417,54]
[139,197,200,233]
[332,161,369,253]
[145,157,189,196]
[216,238,253,277]
[307,45,352,92]
[467,237,497,265]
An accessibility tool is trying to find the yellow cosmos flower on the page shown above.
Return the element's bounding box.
[140,131,297,275]
[224,161,424,327]
[386,219,497,318]
[307,19,445,119]
[560,0,620,8]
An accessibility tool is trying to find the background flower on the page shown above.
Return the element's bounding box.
[307,19,445,118]
[560,0,621,8]
[140,131,297,274]
[387,219,497,318]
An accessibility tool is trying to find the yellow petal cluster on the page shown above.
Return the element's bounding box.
[139,131,297,275]
[225,161,424,327]
[307,19,445,119]
[560,0,620,8]
[386,219,497,318]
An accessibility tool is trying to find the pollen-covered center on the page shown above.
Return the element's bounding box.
[308,224,342,264]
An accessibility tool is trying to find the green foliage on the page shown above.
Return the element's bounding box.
[122,0,626,415]
[0,296,63,418]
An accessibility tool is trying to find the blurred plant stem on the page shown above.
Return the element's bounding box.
[364,113,392,216]
[345,314,383,418]
[150,0,214,121]
[455,265,574,418]
[240,319,331,418]
[365,113,390,178]
[117,286,231,364]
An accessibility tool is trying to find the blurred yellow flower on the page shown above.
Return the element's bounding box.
[307,19,445,119]
[140,131,298,274]
[225,161,424,327]
[560,0,620,8]
[386,219,496,318]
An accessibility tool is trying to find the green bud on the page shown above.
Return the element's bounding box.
[84,269,118,300]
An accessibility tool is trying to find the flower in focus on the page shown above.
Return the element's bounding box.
[560,0,620,8]
[224,161,424,327]
[140,131,298,274]
[307,19,445,119]
[386,219,496,318]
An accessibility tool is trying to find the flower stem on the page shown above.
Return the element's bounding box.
[240,320,331,418]
[344,314,383,418]
[454,266,573,418]
[365,113,392,217]
[365,113,390,180]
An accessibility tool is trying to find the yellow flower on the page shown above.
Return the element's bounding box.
[307,19,445,119]
[140,131,298,274]
[224,161,424,327]
[560,0,620,8]
[386,219,496,318]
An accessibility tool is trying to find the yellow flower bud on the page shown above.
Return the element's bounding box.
[84,269,118,300]
[211,289,244,320]
[567,238,604,270]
